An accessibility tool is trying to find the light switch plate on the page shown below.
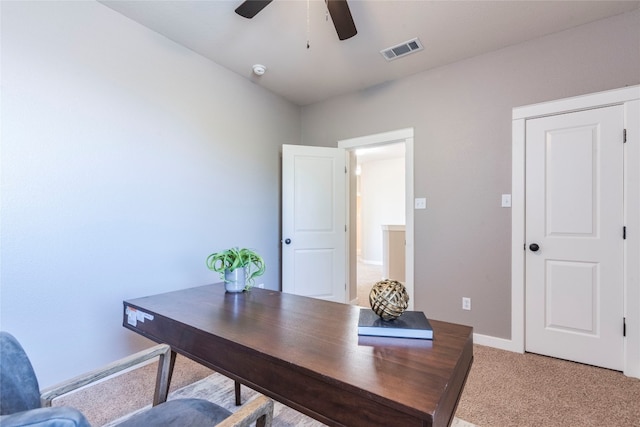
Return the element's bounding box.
[414,198,426,209]
[501,194,512,208]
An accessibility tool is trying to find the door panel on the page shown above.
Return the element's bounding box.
[293,249,334,297]
[545,260,598,333]
[525,105,624,370]
[282,145,346,302]
[546,127,596,235]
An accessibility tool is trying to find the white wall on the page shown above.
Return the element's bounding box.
[301,9,640,339]
[0,1,299,387]
[360,157,405,264]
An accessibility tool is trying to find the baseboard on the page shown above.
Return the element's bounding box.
[473,333,523,353]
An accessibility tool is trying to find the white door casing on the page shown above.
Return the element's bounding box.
[338,128,415,310]
[525,106,624,371]
[282,144,346,302]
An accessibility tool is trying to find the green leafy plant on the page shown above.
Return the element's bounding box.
[206,247,265,290]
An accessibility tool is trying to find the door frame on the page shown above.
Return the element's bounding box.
[511,86,640,378]
[338,128,415,309]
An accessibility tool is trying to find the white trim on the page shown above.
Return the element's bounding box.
[511,118,526,354]
[339,128,415,310]
[513,86,640,120]
[339,128,414,148]
[511,85,640,378]
[473,333,522,353]
[624,99,640,378]
[405,137,415,310]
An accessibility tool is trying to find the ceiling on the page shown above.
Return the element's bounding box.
[99,0,639,106]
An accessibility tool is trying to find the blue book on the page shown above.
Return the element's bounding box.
[358,309,434,340]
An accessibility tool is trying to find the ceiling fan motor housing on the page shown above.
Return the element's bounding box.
[235,0,357,41]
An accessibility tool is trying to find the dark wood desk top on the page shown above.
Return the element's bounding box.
[124,284,473,427]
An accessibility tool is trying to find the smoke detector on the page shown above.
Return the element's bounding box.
[380,38,424,61]
[252,64,267,76]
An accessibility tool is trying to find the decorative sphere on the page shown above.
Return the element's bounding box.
[369,279,409,320]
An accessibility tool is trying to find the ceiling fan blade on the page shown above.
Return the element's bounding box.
[326,0,357,40]
[235,0,273,19]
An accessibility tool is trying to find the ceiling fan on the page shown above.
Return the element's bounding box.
[235,0,357,41]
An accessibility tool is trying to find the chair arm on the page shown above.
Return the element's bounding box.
[217,395,274,427]
[0,406,92,427]
[40,343,172,408]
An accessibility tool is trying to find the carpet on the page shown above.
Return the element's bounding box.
[455,345,640,427]
[104,372,476,427]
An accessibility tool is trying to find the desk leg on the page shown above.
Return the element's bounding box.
[153,348,177,406]
[235,381,242,406]
[166,350,177,397]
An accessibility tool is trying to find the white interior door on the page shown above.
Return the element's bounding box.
[525,105,624,370]
[282,144,346,302]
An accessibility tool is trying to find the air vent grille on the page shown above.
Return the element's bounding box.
[380,38,423,61]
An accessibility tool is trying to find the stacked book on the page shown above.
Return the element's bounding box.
[357,308,433,340]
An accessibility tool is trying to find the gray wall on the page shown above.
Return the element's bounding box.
[301,10,640,338]
[1,1,299,387]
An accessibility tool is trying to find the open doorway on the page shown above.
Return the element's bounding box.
[338,128,415,309]
[354,143,406,306]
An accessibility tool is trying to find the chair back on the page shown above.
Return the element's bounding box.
[0,332,42,415]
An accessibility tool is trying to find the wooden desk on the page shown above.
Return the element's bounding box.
[123,284,473,427]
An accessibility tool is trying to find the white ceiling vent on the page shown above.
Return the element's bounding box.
[380,38,424,61]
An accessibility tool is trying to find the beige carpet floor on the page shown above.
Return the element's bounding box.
[456,345,640,427]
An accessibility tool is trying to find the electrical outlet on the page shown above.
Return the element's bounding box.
[414,198,427,209]
[257,283,265,289]
[462,297,471,311]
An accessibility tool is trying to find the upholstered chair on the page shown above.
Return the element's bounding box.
[0,332,273,427]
